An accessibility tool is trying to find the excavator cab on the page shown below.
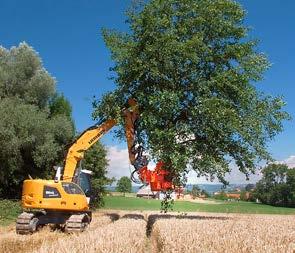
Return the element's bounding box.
[55,165,93,202]
[75,169,92,203]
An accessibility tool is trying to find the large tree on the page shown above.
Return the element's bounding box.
[0,43,75,198]
[93,0,289,185]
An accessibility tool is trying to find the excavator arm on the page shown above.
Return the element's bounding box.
[123,99,173,191]
[62,98,172,191]
[123,99,148,170]
[62,119,116,181]
[61,99,139,182]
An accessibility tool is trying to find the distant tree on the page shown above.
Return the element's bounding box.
[93,0,290,186]
[245,183,255,192]
[253,164,295,207]
[201,189,210,198]
[0,43,75,198]
[116,176,132,195]
[191,185,201,199]
[286,169,295,206]
[109,177,116,186]
[83,142,110,207]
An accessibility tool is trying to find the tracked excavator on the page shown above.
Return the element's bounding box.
[16,99,173,234]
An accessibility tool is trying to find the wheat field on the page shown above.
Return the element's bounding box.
[0,211,294,253]
[151,214,295,253]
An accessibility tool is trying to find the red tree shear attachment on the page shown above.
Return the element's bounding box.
[138,161,173,191]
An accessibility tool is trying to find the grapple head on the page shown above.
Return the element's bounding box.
[138,161,173,191]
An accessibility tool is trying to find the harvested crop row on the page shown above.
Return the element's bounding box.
[0,227,63,253]
[88,212,117,231]
[152,214,295,253]
[0,213,113,253]
[36,217,147,253]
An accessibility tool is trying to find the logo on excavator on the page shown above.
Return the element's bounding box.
[88,131,104,145]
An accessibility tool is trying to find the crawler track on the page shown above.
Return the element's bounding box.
[16,212,38,235]
[65,214,90,233]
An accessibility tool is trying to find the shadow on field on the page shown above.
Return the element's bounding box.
[121,214,145,220]
[146,214,231,236]
[105,213,120,221]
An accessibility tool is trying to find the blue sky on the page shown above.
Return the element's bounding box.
[0,0,294,176]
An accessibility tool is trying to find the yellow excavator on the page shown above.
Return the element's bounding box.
[16,99,172,234]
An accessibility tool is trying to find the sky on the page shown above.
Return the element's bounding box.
[0,0,294,184]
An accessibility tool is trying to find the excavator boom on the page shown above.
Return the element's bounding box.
[62,119,116,182]
[123,99,173,191]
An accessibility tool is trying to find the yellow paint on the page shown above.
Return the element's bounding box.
[22,179,89,211]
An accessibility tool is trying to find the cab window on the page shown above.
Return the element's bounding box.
[62,182,84,195]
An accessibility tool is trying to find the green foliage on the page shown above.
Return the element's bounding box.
[82,142,111,207]
[0,43,55,108]
[93,0,290,185]
[160,191,175,213]
[116,176,132,194]
[253,164,295,207]
[0,199,22,226]
[201,189,210,198]
[213,191,228,200]
[0,43,75,198]
[49,93,72,119]
[191,185,201,199]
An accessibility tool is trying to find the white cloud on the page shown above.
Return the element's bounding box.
[186,164,262,185]
[188,154,295,184]
[106,146,131,179]
[186,171,217,184]
[275,155,295,168]
[106,146,158,180]
[224,164,261,184]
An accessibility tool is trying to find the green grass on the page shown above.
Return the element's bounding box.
[0,199,22,226]
[103,196,295,215]
[1,196,294,227]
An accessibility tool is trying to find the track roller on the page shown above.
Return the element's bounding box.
[65,213,90,233]
[16,212,39,235]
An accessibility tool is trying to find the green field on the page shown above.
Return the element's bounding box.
[103,196,295,215]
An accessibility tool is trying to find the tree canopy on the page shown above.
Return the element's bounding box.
[93,0,289,185]
[116,176,132,194]
[0,43,75,198]
[254,164,295,207]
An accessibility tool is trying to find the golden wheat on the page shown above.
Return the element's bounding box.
[152,214,295,253]
[0,226,63,253]
[1,211,294,253]
[36,217,147,253]
[0,213,113,253]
